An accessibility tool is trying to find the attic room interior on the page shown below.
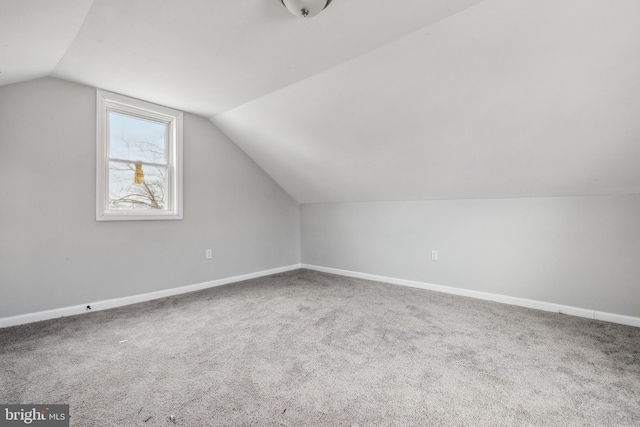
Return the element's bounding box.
[1,0,639,425]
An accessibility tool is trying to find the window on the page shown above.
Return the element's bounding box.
[96,89,183,221]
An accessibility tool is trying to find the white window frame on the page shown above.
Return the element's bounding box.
[96,89,183,221]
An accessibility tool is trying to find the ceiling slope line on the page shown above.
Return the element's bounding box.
[206,115,302,204]
[209,0,491,121]
[50,0,97,78]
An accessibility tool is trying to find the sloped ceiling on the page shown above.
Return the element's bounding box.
[0,0,94,86]
[2,0,639,203]
[213,0,640,203]
[53,0,484,116]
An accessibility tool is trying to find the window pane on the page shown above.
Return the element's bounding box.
[108,161,169,210]
[109,112,167,163]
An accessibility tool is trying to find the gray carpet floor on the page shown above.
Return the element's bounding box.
[1,269,639,426]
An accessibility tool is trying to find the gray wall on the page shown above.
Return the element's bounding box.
[0,77,300,318]
[301,196,640,317]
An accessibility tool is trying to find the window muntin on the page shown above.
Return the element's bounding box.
[108,112,167,164]
[96,90,183,221]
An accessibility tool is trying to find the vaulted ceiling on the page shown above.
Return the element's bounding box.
[3,0,640,203]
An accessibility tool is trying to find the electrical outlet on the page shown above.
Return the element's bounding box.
[205,249,212,260]
[431,250,438,261]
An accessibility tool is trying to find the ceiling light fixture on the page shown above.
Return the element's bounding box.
[280,0,332,18]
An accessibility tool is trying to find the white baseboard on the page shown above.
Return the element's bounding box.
[301,264,640,328]
[0,264,302,329]
[4,263,638,330]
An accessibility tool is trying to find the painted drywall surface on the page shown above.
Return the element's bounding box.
[301,197,640,317]
[0,0,94,87]
[0,77,300,318]
[48,0,483,116]
[215,0,640,204]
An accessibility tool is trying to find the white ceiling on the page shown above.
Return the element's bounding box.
[3,0,640,203]
[0,0,94,86]
[52,0,484,116]
[214,0,640,202]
